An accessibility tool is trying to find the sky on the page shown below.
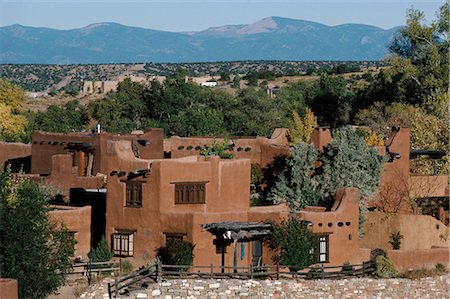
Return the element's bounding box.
[0,1,445,32]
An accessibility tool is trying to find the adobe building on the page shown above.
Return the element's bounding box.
[169,128,289,168]
[0,125,447,271]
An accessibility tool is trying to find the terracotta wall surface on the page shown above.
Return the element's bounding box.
[39,154,105,196]
[387,248,450,272]
[360,212,449,251]
[0,142,31,166]
[31,129,163,175]
[310,127,332,153]
[298,188,364,266]
[49,205,92,259]
[409,175,448,198]
[169,129,289,167]
[377,128,412,213]
[0,278,18,299]
[105,140,253,266]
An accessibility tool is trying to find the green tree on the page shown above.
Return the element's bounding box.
[268,127,385,233]
[266,217,315,270]
[0,169,75,298]
[318,127,385,232]
[199,138,235,159]
[28,100,89,134]
[156,239,195,270]
[88,235,113,262]
[268,142,321,210]
[309,74,353,127]
[169,104,225,137]
[361,4,449,114]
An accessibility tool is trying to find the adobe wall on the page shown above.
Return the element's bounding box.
[310,127,332,153]
[360,212,449,251]
[409,175,448,198]
[387,248,450,272]
[169,129,289,167]
[376,128,412,213]
[105,140,253,266]
[49,205,92,258]
[0,278,18,299]
[31,129,163,175]
[298,188,365,266]
[42,154,105,195]
[0,142,31,168]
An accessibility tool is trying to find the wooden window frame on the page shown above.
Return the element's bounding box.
[112,230,135,257]
[313,234,330,263]
[164,232,186,245]
[124,180,143,207]
[173,182,207,204]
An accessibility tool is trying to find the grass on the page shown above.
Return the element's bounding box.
[400,263,448,279]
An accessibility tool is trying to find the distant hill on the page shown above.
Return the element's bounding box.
[0,17,400,64]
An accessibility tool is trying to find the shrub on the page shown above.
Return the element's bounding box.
[120,259,134,274]
[88,236,113,262]
[375,256,398,278]
[266,217,315,271]
[435,263,447,273]
[156,239,195,271]
[388,231,404,250]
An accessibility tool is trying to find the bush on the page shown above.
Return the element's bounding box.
[88,236,113,262]
[120,259,134,274]
[375,256,398,278]
[266,217,315,270]
[388,231,404,250]
[435,263,447,273]
[156,239,195,271]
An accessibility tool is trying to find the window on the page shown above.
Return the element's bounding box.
[112,230,134,257]
[174,182,206,204]
[315,235,329,263]
[126,181,142,207]
[164,232,186,245]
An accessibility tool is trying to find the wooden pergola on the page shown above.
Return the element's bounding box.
[202,221,271,272]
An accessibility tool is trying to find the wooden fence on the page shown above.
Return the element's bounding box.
[108,260,375,298]
[70,260,121,285]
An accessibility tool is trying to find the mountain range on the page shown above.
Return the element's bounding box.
[0,17,400,64]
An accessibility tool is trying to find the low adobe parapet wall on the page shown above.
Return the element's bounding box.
[49,205,92,259]
[0,278,18,299]
[169,129,289,167]
[0,142,31,171]
[361,212,449,251]
[387,248,450,272]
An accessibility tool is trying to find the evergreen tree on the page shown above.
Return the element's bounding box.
[268,142,321,210]
[0,169,75,298]
[88,235,113,262]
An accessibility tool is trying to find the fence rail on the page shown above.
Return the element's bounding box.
[107,260,375,299]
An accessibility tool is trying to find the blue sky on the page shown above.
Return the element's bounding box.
[0,1,444,31]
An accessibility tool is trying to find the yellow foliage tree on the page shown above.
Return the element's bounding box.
[0,79,26,113]
[0,103,27,138]
[287,108,318,145]
[0,79,27,140]
[364,129,384,146]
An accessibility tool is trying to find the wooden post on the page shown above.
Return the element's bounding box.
[233,239,238,273]
[276,262,279,280]
[87,258,92,286]
[210,264,213,278]
[107,283,111,299]
[250,263,253,279]
[157,259,162,284]
[114,278,117,298]
[362,262,366,276]
[321,265,324,279]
